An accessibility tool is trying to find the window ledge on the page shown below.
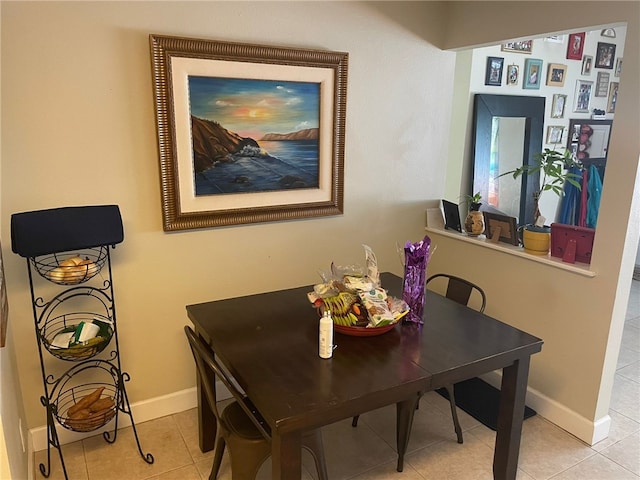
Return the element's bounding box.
[425,226,596,278]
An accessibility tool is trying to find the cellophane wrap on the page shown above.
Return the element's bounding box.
[402,235,431,324]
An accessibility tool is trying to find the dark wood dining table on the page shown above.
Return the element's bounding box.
[186,272,543,480]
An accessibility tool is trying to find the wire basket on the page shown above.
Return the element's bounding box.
[31,246,108,285]
[40,313,113,361]
[54,382,117,432]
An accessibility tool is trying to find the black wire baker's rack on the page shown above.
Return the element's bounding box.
[11,205,153,479]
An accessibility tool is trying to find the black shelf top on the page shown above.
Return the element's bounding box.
[11,205,124,257]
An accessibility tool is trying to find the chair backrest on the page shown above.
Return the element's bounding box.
[426,273,486,313]
[184,326,271,439]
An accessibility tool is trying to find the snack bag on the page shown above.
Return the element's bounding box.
[358,288,395,326]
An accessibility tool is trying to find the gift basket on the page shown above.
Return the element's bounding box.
[308,245,410,337]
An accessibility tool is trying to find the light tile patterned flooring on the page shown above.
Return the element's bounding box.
[35,281,640,480]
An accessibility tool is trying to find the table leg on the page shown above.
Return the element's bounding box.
[494,356,531,480]
[396,394,420,472]
[271,431,302,479]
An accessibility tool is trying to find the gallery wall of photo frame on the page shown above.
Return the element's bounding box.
[470,26,625,164]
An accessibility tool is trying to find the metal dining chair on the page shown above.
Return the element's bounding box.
[351,273,486,446]
[184,326,329,480]
[424,273,487,444]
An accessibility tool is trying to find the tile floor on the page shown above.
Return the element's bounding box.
[35,281,640,480]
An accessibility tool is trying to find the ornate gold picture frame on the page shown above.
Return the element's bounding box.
[150,35,348,231]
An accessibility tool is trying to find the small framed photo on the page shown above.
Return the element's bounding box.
[442,199,462,233]
[546,63,567,87]
[595,42,616,69]
[501,40,533,54]
[485,56,504,86]
[523,58,543,90]
[567,32,586,60]
[483,212,519,246]
[547,126,565,144]
[573,80,593,113]
[614,58,623,77]
[545,35,565,43]
[581,55,593,75]
[607,82,619,113]
[595,72,610,97]
[551,94,567,118]
[506,64,519,85]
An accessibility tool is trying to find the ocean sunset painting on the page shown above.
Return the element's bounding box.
[187,76,321,196]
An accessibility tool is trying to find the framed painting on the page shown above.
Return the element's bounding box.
[607,82,619,113]
[573,80,593,113]
[566,33,585,60]
[551,94,567,118]
[581,55,593,75]
[523,58,543,89]
[506,64,519,85]
[485,56,504,86]
[595,72,610,97]
[149,34,348,231]
[501,40,533,54]
[546,63,567,87]
[595,42,616,69]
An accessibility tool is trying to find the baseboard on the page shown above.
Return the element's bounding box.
[480,371,610,445]
[30,381,233,454]
[29,372,608,462]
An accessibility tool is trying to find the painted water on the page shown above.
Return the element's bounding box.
[195,140,319,196]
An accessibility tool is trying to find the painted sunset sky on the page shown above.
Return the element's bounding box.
[187,76,320,141]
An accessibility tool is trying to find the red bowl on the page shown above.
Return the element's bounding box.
[334,322,398,337]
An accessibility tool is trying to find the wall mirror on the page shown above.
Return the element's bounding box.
[471,94,545,226]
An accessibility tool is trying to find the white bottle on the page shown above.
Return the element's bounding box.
[319,310,334,359]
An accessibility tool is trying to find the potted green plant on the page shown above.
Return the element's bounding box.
[500,148,582,254]
[465,191,483,212]
[462,191,484,235]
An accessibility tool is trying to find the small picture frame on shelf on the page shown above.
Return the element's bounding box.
[506,64,519,85]
[523,58,543,90]
[442,199,462,233]
[551,94,567,118]
[547,126,565,144]
[483,212,519,246]
[573,80,593,113]
[485,56,504,86]
[546,63,567,87]
[607,82,619,113]
[595,72,610,97]
[595,42,616,69]
[581,55,593,75]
